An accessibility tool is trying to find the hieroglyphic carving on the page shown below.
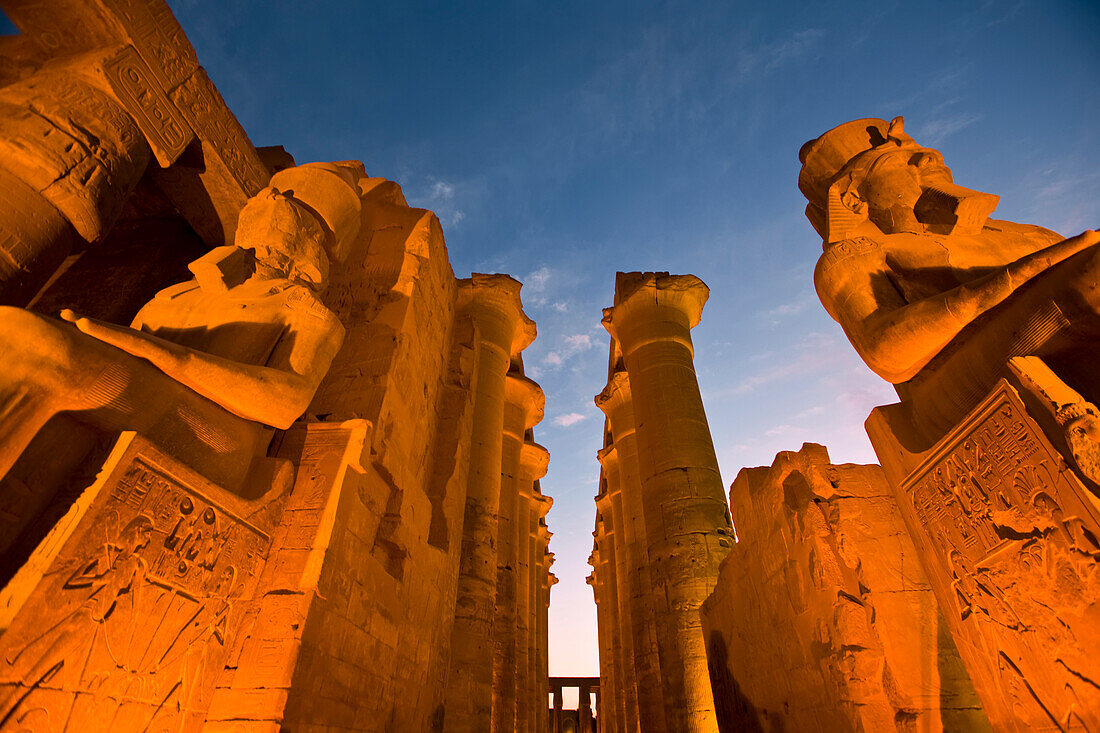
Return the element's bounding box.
[99,0,199,90]
[0,440,275,731]
[168,67,268,197]
[102,45,193,167]
[898,381,1100,731]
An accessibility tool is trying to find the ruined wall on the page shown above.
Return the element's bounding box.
[701,443,987,733]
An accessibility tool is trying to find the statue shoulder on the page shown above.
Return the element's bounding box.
[814,236,886,292]
[284,286,342,332]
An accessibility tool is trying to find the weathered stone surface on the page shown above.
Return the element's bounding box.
[701,443,987,732]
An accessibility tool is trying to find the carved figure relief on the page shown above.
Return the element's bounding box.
[900,383,1100,730]
[0,448,272,731]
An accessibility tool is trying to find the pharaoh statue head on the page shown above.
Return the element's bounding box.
[798,117,1000,245]
[233,162,364,291]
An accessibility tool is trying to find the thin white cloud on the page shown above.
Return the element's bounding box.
[917,113,981,146]
[526,266,551,292]
[554,412,588,427]
[564,334,593,350]
[541,332,596,370]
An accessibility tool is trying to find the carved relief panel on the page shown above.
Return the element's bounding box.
[0,436,281,732]
[898,382,1100,731]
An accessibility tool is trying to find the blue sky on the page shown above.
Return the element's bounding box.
[12,0,1099,678]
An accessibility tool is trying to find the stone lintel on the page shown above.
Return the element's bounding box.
[458,273,536,356]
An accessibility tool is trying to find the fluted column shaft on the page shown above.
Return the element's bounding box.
[531,493,553,732]
[603,273,732,733]
[594,487,627,732]
[588,567,612,732]
[598,446,640,733]
[537,528,555,733]
[514,440,548,733]
[597,373,668,733]
[446,275,535,733]
[492,376,544,733]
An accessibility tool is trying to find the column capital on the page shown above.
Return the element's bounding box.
[519,441,550,481]
[457,273,537,356]
[595,368,632,414]
[596,443,620,470]
[532,491,554,521]
[601,272,709,354]
[504,373,546,430]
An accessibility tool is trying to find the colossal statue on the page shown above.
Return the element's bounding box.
[801,116,1100,437]
[0,162,361,489]
[804,118,1100,730]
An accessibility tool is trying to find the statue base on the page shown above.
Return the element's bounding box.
[867,368,1100,731]
[0,419,377,732]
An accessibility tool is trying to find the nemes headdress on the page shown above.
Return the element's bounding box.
[798,117,916,243]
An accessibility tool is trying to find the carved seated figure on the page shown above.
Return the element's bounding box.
[0,162,362,490]
[800,117,1100,441]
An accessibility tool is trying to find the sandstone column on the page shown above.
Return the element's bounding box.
[596,370,668,733]
[445,274,536,733]
[0,63,151,304]
[492,373,544,733]
[579,682,594,733]
[597,444,641,732]
[589,510,622,733]
[593,474,628,731]
[602,272,733,733]
[537,531,556,733]
[516,439,550,733]
[532,490,554,733]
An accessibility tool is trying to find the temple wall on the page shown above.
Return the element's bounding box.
[700,443,987,733]
[0,3,554,730]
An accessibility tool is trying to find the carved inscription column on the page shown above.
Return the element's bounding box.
[602,272,733,733]
[596,370,668,733]
[516,440,550,733]
[492,374,544,733]
[597,444,639,732]
[0,63,151,304]
[445,275,536,733]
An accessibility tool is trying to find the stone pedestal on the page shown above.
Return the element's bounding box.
[445,274,535,733]
[0,419,374,732]
[602,272,733,732]
[596,370,667,733]
[867,369,1100,732]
